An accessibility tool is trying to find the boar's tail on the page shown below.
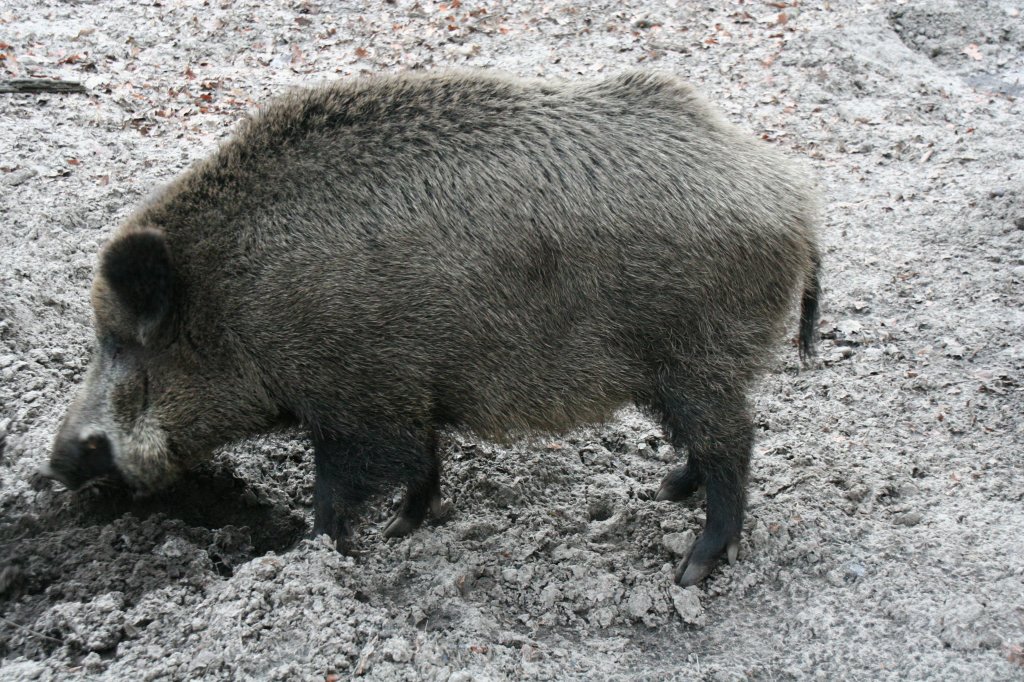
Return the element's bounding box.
[798,252,821,362]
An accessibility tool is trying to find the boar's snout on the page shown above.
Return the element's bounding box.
[43,429,122,491]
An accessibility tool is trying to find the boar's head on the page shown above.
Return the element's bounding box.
[43,227,277,493]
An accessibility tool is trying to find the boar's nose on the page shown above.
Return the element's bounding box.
[43,431,120,490]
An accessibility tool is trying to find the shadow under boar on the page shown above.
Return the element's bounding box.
[43,70,821,586]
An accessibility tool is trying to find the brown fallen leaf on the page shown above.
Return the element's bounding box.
[962,43,982,60]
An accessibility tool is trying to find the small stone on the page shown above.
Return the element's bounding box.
[861,347,884,362]
[750,521,770,550]
[898,482,919,498]
[154,536,192,560]
[941,338,965,359]
[979,631,1002,649]
[381,636,413,663]
[1014,216,1024,230]
[94,592,124,612]
[190,651,217,670]
[844,562,866,583]
[82,653,105,673]
[836,319,863,337]
[540,583,561,609]
[626,588,653,619]
[653,444,675,463]
[670,585,704,625]
[2,168,38,186]
[662,531,695,557]
[894,511,923,526]
[521,643,542,662]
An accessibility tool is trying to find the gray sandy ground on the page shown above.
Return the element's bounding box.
[1,0,1022,679]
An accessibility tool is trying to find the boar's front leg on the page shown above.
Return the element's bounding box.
[657,382,753,586]
[382,443,452,539]
[310,426,445,550]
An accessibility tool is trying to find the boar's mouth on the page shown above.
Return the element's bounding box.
[39,433,126,492]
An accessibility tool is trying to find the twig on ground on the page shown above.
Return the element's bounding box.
[0,615,64,645]
[0,79,87,94]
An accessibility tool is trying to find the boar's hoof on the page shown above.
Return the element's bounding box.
[384,496,454,538]
[655,464,703,502]
[383,513,418,539]
[429,497,454,522]
[674,534,741,586]
[307,522,355,555]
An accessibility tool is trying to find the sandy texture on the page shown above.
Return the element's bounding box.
[1,0,1022,679]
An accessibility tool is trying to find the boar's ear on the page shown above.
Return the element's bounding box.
[100,228,174,339]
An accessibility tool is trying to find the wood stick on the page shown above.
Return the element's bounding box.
[0,78,87,94]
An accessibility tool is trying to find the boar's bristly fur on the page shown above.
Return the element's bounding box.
[47,70,821,586]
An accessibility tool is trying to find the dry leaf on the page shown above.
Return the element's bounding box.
[962,44,982,60]
[354,46,369,58]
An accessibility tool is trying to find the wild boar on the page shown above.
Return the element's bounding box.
[42,70,821,586]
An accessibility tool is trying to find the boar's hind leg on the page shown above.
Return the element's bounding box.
[657,383,753,586]
[310,427,438,550]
